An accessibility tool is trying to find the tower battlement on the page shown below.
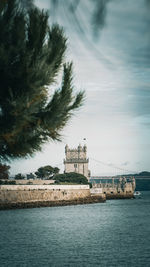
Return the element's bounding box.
[65,144,87,160]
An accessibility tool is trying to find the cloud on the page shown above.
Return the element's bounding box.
[136,161,141,165]
[121,161,130,166]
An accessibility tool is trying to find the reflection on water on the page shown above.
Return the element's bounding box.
[0,191,150,266]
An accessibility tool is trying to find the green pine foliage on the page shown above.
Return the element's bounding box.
[0,180,16,185]
[35,165,60,179]
[0,0,84,160]
[14,173,25,180]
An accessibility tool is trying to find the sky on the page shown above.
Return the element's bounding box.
[10,0,150,176]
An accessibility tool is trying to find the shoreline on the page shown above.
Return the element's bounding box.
[0,194,135,210]
[0,183,134,210]
[106,193,134,199]
[0,195,106,210]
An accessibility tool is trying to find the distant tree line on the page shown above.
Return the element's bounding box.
[0,162,91,186]
[14,165,60,180]
[0,163,60,180]
[121,171,150,177]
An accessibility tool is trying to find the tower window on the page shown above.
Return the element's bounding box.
[74,164,77,168]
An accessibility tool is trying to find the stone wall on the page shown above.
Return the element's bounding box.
[90,188,103,194]
[90,187,133,199]
[92,177,135,196]
[64,162,89,178]
[92,178,135,199]
[102,186,133,195]
[0,185,90,204]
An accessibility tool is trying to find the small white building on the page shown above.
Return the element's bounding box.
[64,144,90,179]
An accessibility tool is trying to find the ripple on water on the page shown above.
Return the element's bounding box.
[0,192,150,267]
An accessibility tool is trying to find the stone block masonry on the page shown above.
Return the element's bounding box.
[0,185,90,202]
[64,144,90,179]
[0,185,106,209]
[92,177,136,199]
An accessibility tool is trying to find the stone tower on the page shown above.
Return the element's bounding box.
[64,144,90,179]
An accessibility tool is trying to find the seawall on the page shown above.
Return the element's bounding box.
[106,193,134,199]
[90,187,134,199]
[0,184,105,209]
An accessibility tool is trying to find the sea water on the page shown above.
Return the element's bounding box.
[0,192,150,267]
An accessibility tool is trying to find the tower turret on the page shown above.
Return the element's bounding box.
[65,144,69,154]
[83,144,87,152]
[78,144,82,152]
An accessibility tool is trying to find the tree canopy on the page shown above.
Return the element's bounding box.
[0,0,84,161]
[15,173,26,180]
[35,165,60,179]
[54,172,89,185]
[26,172,35,179]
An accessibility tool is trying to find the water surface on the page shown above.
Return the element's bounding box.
[0,192,150,266]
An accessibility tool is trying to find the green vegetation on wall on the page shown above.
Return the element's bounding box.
[0,180,16,185]
[54,172,89,185]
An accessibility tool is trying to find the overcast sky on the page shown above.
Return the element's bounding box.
[10,0,150,176]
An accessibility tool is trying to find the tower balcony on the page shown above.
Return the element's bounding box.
[64,158,89,164]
